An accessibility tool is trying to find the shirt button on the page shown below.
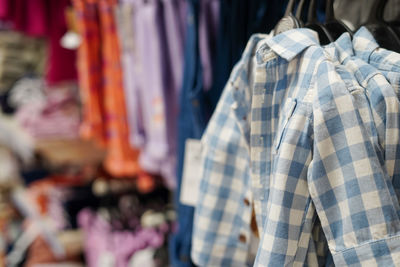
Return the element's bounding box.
[188,15,194,24]
[180,255,189,262]
[239,234,247,243]
[192,99,199,107]
[243,198,250,206]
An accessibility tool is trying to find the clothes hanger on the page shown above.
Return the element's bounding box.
[323,0,353,41]
[362,0,400,52]
[273,0,303,35]
[383,0,400,41]
[305,0,333,45]
[294,0,307,25]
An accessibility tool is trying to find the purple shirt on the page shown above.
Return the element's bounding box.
[117,0,187,188]
[199,0,219,92]
[78,209,168,267]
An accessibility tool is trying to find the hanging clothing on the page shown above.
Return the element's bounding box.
[209,0,285,112]
[46,0,78,85]
[116,0,187,187]
[73,0,140,177]
[170,0,219,265]
[0,32,46,93]
[192,32,331,267]
[0,0,77,85]
[192,25,400,266]
[98,0,140,176]
[78,208,168,267]
[192,34,263,267]
[73,0,105,145]
[249,29,400,266]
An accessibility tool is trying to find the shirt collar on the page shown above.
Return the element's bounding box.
[325,30,381,88]
[264,28,320,61]
[324,32,354,63]
[352,26,380,61]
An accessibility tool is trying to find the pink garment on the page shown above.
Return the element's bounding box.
[16,83,80,140]
[0,0,77,84]
[7,0,47,36]
[13,0,26,33]
[25,0,48,37]
[0,0,11,20]
[78,209,167,267]
[46,0,77,84]
[117,0,186,188]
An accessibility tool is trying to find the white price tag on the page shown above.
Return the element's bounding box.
[129,248,156,267]
[98,251,115,267]
[180,139,203,207]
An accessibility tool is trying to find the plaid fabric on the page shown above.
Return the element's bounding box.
[98,0,140,176]
[73,0,105,144]
[354,27,400,75]
[353,27,400,100]
[311,56,400,266]
[250,29,322,233]
[252,29,400,266]
[353,27,400,198]
[73,0,140,177]
[330,33,400,198]
[191,34,266,267]
[250,29,328,266]
[303,35,385,267]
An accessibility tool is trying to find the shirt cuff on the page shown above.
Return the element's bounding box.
[333,235,400,266]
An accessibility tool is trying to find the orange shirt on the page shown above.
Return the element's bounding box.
[73,0,140,177]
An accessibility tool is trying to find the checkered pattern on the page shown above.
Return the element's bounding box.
[252,29,400,266]
[255,98,317,266]
[334,34,400,199]
[312,59,400,265]
[352,28,400,201]
[310,218,334,267]
[250,29,330,266]
[191,34,267,267]
[325,35,386,176]
[353,27,400,97]
[250,28,322,233]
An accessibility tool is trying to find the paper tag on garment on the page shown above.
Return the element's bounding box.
[129,248,156,267]
[98,251,115,267]
[248,231,260,263]
[180,139,203,207]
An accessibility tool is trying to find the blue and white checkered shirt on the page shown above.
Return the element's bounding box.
[352,27,400,198]
[250,29,332,266]
[191,34,266,267]
[252,29,400,266]
[192,32,333,266]
[311,52,400,267]
[354,27,400,99]
[328,32,400,198]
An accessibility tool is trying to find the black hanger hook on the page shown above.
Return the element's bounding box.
[368,0,388,23]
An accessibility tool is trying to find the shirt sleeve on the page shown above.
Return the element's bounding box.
[191,82,254,267]
[311,59,400,266]
[254,97,316,266]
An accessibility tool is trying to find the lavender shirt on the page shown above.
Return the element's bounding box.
[78,209,168,267]
[117,0,187,188]
[199,0,219,92]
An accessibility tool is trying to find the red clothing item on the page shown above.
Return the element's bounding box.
[25,0,47,36]
[0,0,12,20]
[46,0,77,84]
[0,0,77,84]
[98,0,140,176]
[73,0,106,145]
[73,0,142,177]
